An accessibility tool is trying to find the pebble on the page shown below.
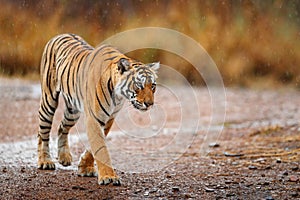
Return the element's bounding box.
[209,142,220,148]
[292,166,299,171]
[134,189,142,194]
[289,175,299,182]
[276,159,281,163]
[265,196,274,200]
[149,188,158,193]
[283,171,288,176]
[248,165,257,170]
[166,174,172,178]
[183,193,192,198]
[204,187,214,192]
[2,167,7,173]
[20,167,26,173]
[265,165,272,170]
[290,192,298,197]
[224,152,244,157]
[256,158,266,163]
[172,186,180,192]
[231,161,239,166]
[226,193,235,197]
[72,186,86,190]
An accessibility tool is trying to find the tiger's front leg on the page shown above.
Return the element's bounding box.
[85,116,120,186]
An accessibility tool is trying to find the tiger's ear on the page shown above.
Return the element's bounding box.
[148,62,160,73]
[117,58,131,74]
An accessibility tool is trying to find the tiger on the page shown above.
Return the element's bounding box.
[37,33,159,186]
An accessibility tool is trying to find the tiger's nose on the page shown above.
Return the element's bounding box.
[144,101,153,107]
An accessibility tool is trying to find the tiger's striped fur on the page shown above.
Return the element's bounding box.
[37,33,159,185]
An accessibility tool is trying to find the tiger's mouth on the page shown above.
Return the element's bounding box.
[131,100,149,111]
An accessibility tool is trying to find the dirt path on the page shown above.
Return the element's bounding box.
[0,78,299,199]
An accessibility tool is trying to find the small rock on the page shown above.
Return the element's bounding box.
[289,175,299,182]
[224,152,244,157]
[276,159,281,163]
[72,186,86,190]
[144,191,149,196]
[290,192,298,197]
[134,189,142,194]
[248,165,257,170]
[265,196,274,200]
[262,181,270,185]
[183,193,192,198]
[166,174,172,178]
[265,165,272,170]
[226,193,235,197]
[256,158,265,163]
[283,171,289,176]
[292,166,299,171]
[172,186,180,192]
[20,167,26,173]
[231,161,239,166]
[2,167,7,173]
[204,187,214,192]
[149,188,158,193]
[209,142,220,148]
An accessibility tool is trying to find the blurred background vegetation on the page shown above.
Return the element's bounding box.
[0,0,300,88]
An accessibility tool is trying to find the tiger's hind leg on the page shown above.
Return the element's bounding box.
[57,105,80,166]
[38,92,59,170]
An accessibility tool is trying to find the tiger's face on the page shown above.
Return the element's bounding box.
[116,58,159,111]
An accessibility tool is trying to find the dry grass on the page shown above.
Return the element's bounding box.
[0,0,300,87]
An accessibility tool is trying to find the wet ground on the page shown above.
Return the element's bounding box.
[0,78,299,200]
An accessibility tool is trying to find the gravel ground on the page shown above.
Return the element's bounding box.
[0,78,299,200]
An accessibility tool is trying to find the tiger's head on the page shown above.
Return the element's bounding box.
[115,58,159,111]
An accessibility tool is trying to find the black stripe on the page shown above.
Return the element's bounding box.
[107,78,116,106]
[41,103,53,118]
[100,81,110,106]
[120,74,130,92]
[86,81,105,127]
[104,56,117,61]
[64,114,80,123]
[55,35,74,51]
[39,111,52,124]
[96,91,110,117]
[60,60,69,93]
[73,50,87,100]
[57,41,79,56]
[94,146,105,156]
[39,125,51,130]
[102,50,117,55]
[88,106,105,126]
[66,51,79,96]
[45,93,56,114]
[67,107,80,114]
[45,55,57,101]
[42,138,50,142]
[89,45,110,65]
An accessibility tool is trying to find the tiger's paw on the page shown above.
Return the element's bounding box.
[98,176,121,186]
[38,159,56,170]
[78,166,97,177]
[58,151,72,166]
